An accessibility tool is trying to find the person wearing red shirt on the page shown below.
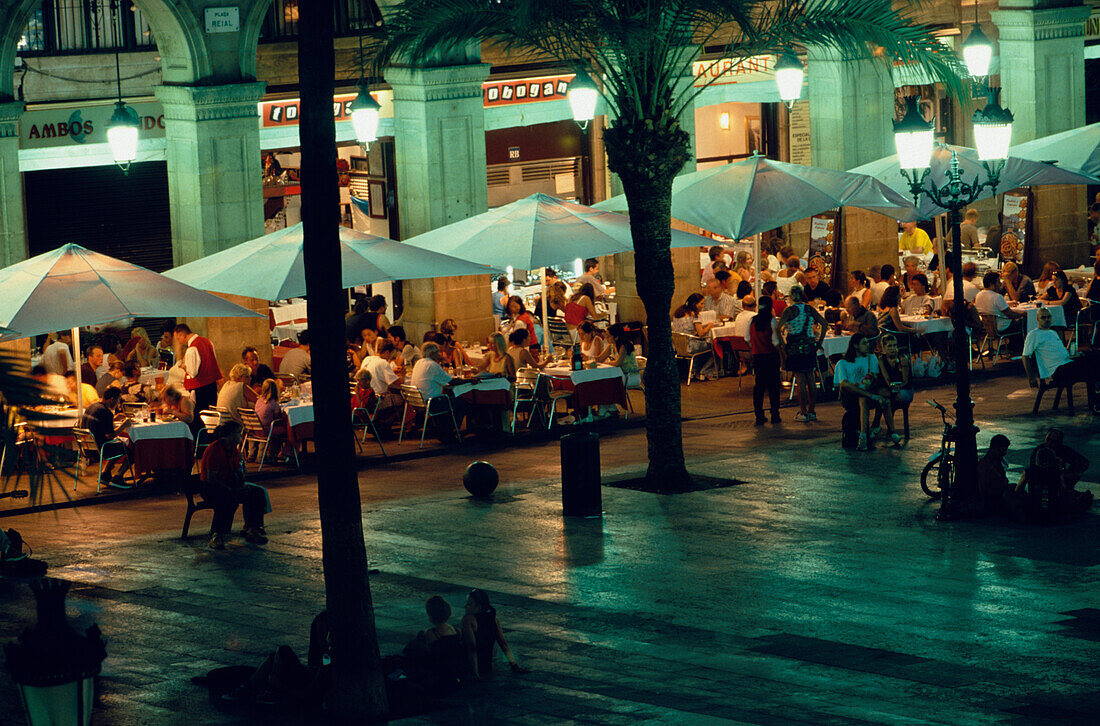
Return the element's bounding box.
[174,323,223,415]
[199,422,269,550]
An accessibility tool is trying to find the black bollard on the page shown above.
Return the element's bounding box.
[560,432,602,517]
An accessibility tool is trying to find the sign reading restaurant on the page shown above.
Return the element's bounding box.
[691,55,775,87]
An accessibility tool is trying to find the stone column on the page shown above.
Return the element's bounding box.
[992,1,1090,270]
[0,100,26,269]
[155,82,269,367]
[386,63,493,343]
[807,50,898,283]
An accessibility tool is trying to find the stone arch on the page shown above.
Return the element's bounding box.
[0,0,211,99]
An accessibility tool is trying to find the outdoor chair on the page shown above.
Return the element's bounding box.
[671,332,712,385]
[977,314,1022,366]
[240,408,295,471]
[72,427,130,493]
[546,316,575,353]
[194,409,222,460]
[728,337,752,391]
[180,476,213,540]
[398,384,462,449]
[1026,356,1078,415]
[350,384,387,457]
[536,373,575,429]
[511,368,544,433]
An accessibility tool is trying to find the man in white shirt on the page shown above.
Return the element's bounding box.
[1023,308,1099,412]
[358,341,403,418]
[279,330,312,379]
[871,264,896,307]
[940,261,980,314]
[702,278,738,319]
[42,331,74,375]
[409,342,466,434]
[574,258,613,298]
[732,296,757,339]
[974,271,1025,333]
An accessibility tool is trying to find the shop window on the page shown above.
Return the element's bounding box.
[259,0,382,42]
[17,1,155,56]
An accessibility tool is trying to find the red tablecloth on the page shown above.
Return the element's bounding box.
[130,438,192,476]
[544,368,627,409]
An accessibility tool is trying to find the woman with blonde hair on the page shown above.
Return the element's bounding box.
[123,326,159,368]
[478,332,516,381]
[216,363,253,427]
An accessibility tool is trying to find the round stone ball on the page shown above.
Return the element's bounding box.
[463,461,498,498]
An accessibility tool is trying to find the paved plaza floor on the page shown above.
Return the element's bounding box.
[2,372,1099,725]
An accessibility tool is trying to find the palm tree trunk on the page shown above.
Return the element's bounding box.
[604,119,692,491]
[298,1,388,719]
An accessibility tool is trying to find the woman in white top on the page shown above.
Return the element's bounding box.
[846,270,873,309]
[833,334,890,451]
[577,322,608,362]
[671,293,719,381]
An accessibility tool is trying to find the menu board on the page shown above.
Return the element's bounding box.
[999,190,1030,265]
[808,211,840,287]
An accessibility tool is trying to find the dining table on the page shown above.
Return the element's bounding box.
[541,364,627,410]
[451,376,512,407]
[1013,302,1066,334]
[126,420,193,477]
[281,400,315,449]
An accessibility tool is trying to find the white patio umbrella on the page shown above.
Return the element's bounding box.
[402,193,712,351]
[1009,123,1100,178]
[0,244,264,417]
[850,143,1099,221]
[164,222,501,300]
[594,154,919,297]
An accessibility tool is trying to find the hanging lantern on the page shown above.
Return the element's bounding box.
[567,69,599,129]
[774,52,805,109]
[350,84,382,150]
[892,96,935,172]
[106,101,140,173]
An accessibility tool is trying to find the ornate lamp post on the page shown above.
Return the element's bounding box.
[567,68,599,130]
[893,90,1013,519]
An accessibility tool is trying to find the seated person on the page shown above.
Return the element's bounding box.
[577,322,608,361]
[118,362,148,403]
[253,379,291,461]
[506,329,543,371]
[400,596,465,689]
[65,370,100,408]
[158,384,195,427]
[1042,270,1081,327]
[280,331,312,379]
[975,434,1011,514]
[801,269,832,303]
[1034,428,1090,493]
[975,270,1025,336]
[243,346,276,391]
[702,278,738,320]
[833,334,891,451]
[95,360,125,396]
[839,298,878,338]
[671,293,719,381]
[605,323,641,390]
[1085,262,1100,303]
[386,326,421,374]
[1009,445,1091,524]
[462,589,529,679]
[477,333,517,382]
[220,611,332,706]
[358,341,405,426]
[199,421,269,549]
[1022,308,1100,414]
[80,386,130,489]
[1001,261,1035,303]
[216,363,253,425]
[900,273,933,316]
[410,343,468,432]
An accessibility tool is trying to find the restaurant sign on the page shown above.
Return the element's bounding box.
[692,55,775,87]
[21,102,165,149]
[483,75,573,107]
[260,93,360,127]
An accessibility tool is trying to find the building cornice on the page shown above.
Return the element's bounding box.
[384,64,491,103]
[154,82,267,122]
[991,5,1091,43]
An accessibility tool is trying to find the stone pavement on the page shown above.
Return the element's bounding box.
[2,372,1099,725]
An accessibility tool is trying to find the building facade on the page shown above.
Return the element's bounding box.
[0,0,1092,362]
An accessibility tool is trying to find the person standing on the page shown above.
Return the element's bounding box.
[958,208,980,249]
[491,276,510,329]
[174,323,223,415]
[42,330,74,375]
[746,296,781,425]
[575,258,614,298]
[778,285,827,422]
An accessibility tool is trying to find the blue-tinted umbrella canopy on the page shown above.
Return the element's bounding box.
[0,244,263,340]
[593,154,920,238]
[402,193,711,268]
[165,223,501,300]
[850,143,1099,220]
[1009,123,1100,178]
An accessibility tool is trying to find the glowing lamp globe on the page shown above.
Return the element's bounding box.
[892,96,934,172]
[961,24,993,78]
[568,69,599,128]
[774,52,804,108]
[350,85,382,148]
[972,88,1014,162]
[106,101,140,171]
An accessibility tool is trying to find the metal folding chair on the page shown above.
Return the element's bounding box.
[398,384,462,449]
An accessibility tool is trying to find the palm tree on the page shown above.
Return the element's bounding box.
[378,0,960,491]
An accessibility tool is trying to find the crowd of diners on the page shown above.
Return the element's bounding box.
[680,218,1100,450]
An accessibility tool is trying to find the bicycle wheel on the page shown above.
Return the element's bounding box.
[920,455,943,499]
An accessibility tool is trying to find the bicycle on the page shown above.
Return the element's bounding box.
[919,399,955,500]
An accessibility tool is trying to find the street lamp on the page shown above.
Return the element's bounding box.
[892,92,1013,520]
[567,68,599,130]
[350,84,382,150]
[105,0,138,173]
[961,24,993,79]
[774,51,804,109]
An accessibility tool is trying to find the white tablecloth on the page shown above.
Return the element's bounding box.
[1016,304,1066,335]
[128,421,193,443]
[28,407,81,429]
[451,377,512,398]
[138,367,165,387]
[282,403,314,428]
[273,322,308,342]
[710,323,738,340]
[899,315,954,335]
[543,365,623,384]
[822,334,852,358]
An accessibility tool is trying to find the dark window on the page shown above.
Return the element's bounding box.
[17,1,155,56]
[259,0,382,43]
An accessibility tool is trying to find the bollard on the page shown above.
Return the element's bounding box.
[560,432,602,517]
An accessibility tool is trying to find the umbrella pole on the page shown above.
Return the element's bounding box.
[72,326,83,420]
[541,269,551,357]
[753,236,761,301]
